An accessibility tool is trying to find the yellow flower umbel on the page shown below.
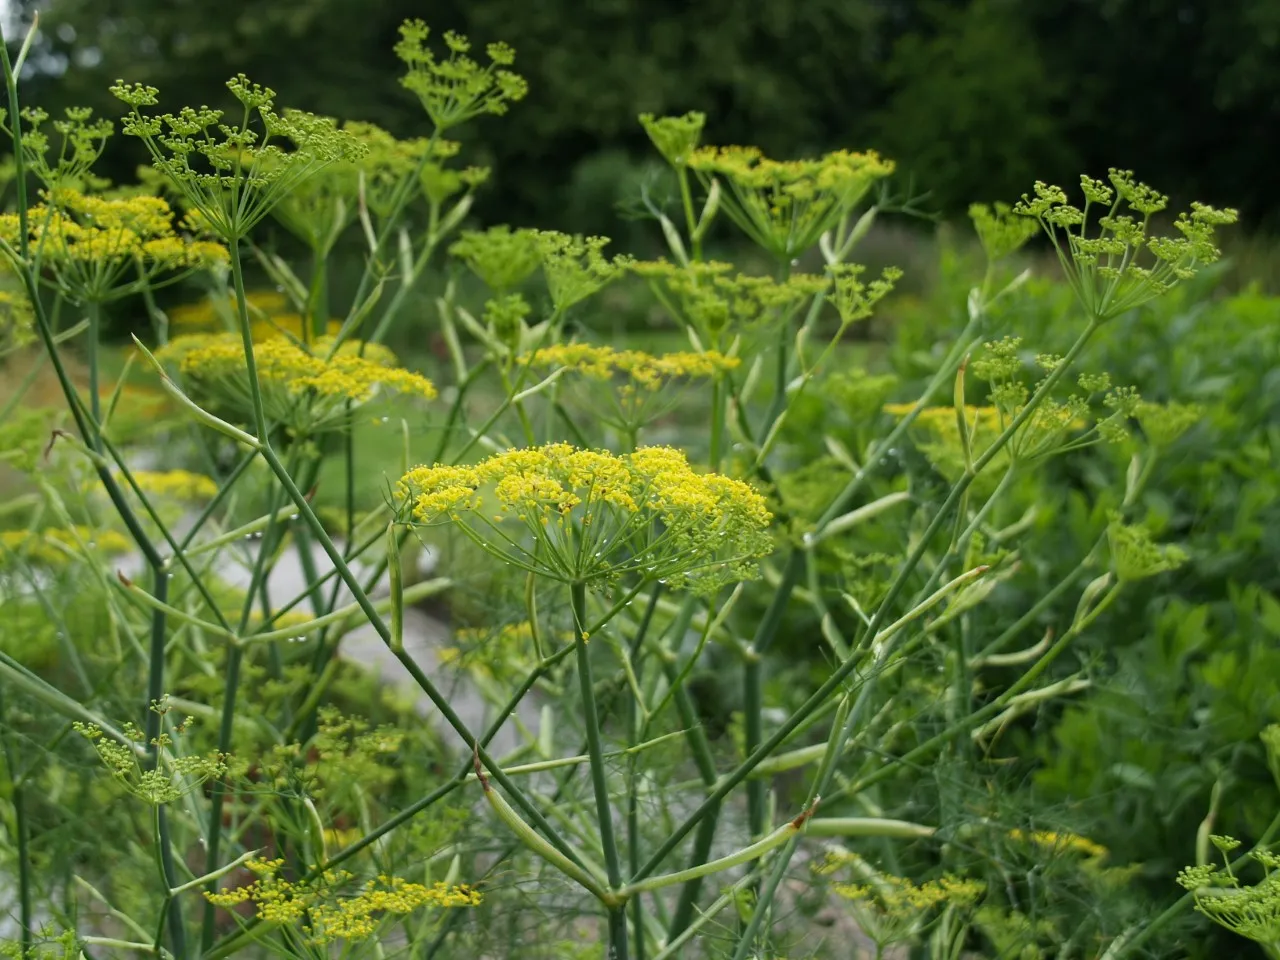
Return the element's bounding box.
[205,857,480,947]
[271,121,445,253]
[1178,837,1280,952]
[1013,170,1237,320]
[686,146,894,261]
[0,279,35,355]
[882,402,1011,496]
[631,259,830,347]
[0,189,228,303]
[397,443,773,593]
[519,343,740,442]
[394,20,528,132]
[74,719,227,806]
[122,469,219,502]
[1007,828,1108,860]
[535,232,634,312]
[817,850,985,955]
[0,525,132,568]
[156,332,434,435]
[167,289,344,343]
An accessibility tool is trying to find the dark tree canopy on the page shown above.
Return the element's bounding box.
[16,0,1280,233]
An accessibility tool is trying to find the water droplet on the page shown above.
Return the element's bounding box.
[658,578,668,584]
[380,417,389,423]
[802,533,815,547]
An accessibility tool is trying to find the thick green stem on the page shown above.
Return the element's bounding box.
[155,805,187,960]
[198,642,241,953]
[0,684,33,957]
[573,581,628,957]
[87,300,103,451]
[228,241,270,441]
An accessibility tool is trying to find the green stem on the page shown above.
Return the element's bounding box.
[307,248,328,342]
[87,299,103,451]
[228,240,270,441]
[708,377,724,471]
[198,642,241,952]
[573,581,628,958]
[154,804,187,960]
[0,683,33,957]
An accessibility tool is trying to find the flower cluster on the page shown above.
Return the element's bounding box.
[828,263,903,326]
[639,111,707,168]
[206,857,480,945]
[0,526,132,567]
[817,850,984,953]
[1135,399,1202,448]
[632,259,829,343]
[686,146,894,260]
[882,402,1009,494]
[1177,837,1280,949]
[1107,514,1188,581]
[395,20,528,131]
[1007,828,1108,860]
[969,201,1039,262]
[523,343,738,387]
[397,443,773,592]
[969,337,1139,457]
[271,122,449,252]
[449,225,543,292]
[0,283,34,354]
[111,75,367,240]
[0,189,227,302]
[156,332,435,434]
[74,720,227,806]
[122,469,219,501]
[521,343,740,437]
[536,232,634,312]
[11,105,113,191]
[167,289,343,343]
[1013,170,1238,319]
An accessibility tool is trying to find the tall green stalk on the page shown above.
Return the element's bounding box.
[572,580,628,960]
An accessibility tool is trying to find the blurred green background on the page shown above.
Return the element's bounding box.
[14,0,1280,240]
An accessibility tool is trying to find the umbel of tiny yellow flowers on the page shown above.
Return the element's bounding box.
[0,189,227,303]
[449,225,543,292]
[0,283,34,355]
[520,343,740,439]
[156,333,435,435]
[816,849,985,952]
[1177,838,1280,950]
[6,105,113,191]
[631,259,830,345]
[74,720,227,806]
[396,443,774,594]
[205,857,481,946]
[1013,169,1238,320]
[639,111,707,168]
[1106,513,1187,582]
[110,75,367,241]
[0,526,132,567]
[687,145,894,261]
[969,201,1040,262]
[395,19,528,132]
[270,122,447,254]
[536,231,634,312]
